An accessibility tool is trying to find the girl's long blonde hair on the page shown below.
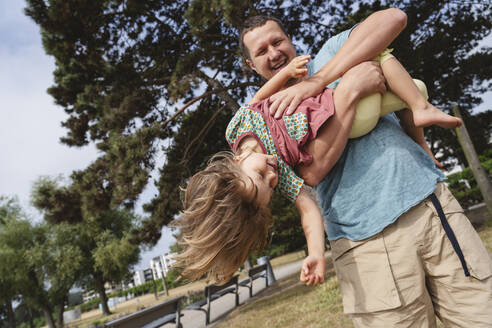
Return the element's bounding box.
[172,152,272,284]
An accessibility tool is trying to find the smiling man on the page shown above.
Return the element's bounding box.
[239,9,492,327]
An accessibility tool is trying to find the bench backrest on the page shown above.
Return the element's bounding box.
[104,296,184,328]
[248,264,267,278]
[206,274,238,296]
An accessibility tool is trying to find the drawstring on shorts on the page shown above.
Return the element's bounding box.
[428,193,470,277]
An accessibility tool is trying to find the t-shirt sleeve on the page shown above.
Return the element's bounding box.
[277,161,304,202]
[307,25,358,89]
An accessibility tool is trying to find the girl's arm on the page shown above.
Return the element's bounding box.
[295,187,326,286]
[249,55,310,104]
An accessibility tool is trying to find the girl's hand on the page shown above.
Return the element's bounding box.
[286,55,311,79]
[418,140,444,169]
[300,253,326,286]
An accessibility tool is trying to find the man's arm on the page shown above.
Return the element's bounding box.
[299,61,387,186]
[269,8,407,118]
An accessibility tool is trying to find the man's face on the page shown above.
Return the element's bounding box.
[243,20,297,80]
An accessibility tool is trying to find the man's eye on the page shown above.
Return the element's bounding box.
[273,39,282,46]
[257,49,266,56]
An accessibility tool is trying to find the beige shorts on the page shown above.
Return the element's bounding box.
[331,183,492,327]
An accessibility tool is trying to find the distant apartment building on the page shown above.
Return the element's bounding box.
[133,269,147,286]
[150,252,177,280]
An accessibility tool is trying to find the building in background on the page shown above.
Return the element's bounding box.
[133,270,147,286]
[150,252,177,280]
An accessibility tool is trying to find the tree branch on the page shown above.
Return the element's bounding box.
[160,81,258,129]
[181,104,227,162]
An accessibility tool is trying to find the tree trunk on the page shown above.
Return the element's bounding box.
[95,278,112,315]
[42,305,56,328]
[5,299,16,328]
[55,297,66,328]
[243,256,253,271]
[28,305,35,328]
[453,106,492,216]
[161,275,169,296]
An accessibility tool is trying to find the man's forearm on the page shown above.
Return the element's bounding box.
[310,8,407,90]
[298,86,358,186]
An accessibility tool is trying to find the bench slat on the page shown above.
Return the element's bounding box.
[141,313,183,328]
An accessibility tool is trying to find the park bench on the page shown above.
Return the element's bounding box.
[238,263,268,298]
[185,274,239,325]
[104,296,184,328]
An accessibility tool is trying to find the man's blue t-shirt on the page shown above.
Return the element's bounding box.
[306,27,446,241]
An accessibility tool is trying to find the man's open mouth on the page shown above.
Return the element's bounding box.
[271,58,287,72]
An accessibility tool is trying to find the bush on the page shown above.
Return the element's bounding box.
[447,149,492,209]
[80,297,101,312]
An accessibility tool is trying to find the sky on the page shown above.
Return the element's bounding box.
[0,2,490,271]
[0,1,174,271]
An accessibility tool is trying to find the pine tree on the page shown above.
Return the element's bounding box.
[25,0,491,250]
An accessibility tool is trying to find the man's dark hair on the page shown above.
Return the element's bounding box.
[239,15,289,60]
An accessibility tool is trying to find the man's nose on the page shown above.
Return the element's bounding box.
[267,47,282,61]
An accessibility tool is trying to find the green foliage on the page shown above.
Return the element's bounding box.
[31,176,141,316]
[0,197,83,328]
[79,297,101,313]
[256,192,305,259]
[447,149,492,208]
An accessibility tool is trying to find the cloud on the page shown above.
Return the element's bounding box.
[0,3,99,217]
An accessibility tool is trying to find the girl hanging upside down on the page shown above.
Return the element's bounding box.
[173,49,462,285]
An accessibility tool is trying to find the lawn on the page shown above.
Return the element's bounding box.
[215,212,492,328]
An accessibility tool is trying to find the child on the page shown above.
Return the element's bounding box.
[173,51,459,286]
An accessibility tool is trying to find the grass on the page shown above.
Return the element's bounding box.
[476,208,492,253]
[215,268,353,328]
[269,250,306,268]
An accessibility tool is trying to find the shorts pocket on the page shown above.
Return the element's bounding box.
[447,211,492,280]
[331,235,402,314]
[427,183,492,280]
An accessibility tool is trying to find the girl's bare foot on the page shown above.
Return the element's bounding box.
[412,103,462,129]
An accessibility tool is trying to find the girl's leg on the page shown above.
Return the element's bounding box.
[380,57,462,128]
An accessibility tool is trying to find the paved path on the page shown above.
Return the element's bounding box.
[166,251,331,328]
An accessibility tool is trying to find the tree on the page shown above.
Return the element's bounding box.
[25,0,491,250]
[0,196,82,328]
[32,173,141,316]
[0,196,23,328]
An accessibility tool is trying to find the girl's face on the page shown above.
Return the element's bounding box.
[237,150,278,206]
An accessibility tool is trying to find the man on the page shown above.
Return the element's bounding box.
[240,8,492,327]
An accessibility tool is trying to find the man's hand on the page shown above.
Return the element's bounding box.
[300,254,326,286]
[336,61,387,100]
[269,79,324,118]
[269,61,386,119]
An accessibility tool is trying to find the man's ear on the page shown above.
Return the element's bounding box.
[245,58,256,72]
